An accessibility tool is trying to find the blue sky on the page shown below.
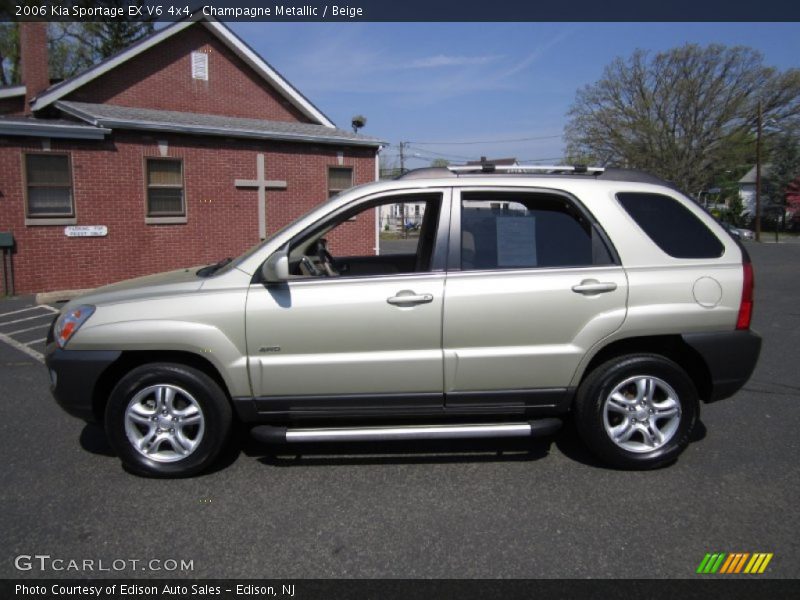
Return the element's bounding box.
[230,22,800,170]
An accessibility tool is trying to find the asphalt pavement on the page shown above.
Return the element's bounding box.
[0,243,798,579]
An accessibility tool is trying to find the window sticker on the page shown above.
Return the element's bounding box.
[496,215,536,267]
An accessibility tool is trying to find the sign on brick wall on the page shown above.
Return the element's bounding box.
[64,226,108,238]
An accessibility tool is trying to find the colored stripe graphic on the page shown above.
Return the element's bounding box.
[758,553,773,573]
[698,552,773,574]
[734,553,750,573]
[719,554,736,574]
[696,554,712,574]
[710,553,726,573]
[697,553,727,573]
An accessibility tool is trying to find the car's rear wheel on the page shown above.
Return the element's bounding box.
[574,354,699,469]
[105,363,232,477]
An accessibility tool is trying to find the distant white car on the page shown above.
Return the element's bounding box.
[722,222,754,241]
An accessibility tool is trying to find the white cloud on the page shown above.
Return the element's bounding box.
[236,23,576,104]
[406,54,501,69]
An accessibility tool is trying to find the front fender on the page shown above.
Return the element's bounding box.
[66,319,250,398]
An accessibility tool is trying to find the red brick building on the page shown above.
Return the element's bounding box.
[0,17,383,295]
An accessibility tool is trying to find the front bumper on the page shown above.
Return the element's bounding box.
[45,345,121,422]
[683,330,762,402]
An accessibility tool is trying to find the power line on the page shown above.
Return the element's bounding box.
[408,134,563,145]
[405,145,477,161]
[517,156,565,163]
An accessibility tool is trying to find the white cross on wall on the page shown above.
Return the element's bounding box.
[235,153,287,240]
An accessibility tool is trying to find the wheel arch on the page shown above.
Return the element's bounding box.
[92,350,234,422]
[577,335,713,403]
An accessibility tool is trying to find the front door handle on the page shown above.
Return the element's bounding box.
[571,280,618,295]
[387,290,434,306]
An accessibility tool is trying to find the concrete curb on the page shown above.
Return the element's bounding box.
[35,289,94,305]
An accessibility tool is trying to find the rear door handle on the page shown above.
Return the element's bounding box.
[571,280,618,295]
[387,291,434,306]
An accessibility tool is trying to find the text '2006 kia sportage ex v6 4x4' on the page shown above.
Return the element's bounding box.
[46,165,761,477]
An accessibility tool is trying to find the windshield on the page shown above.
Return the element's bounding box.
[211,192,348,276]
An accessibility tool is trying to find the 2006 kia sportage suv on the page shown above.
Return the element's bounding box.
[46,165,761,477]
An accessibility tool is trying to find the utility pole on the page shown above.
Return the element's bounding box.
[755,100,762,242]
[398,142,407,237]
[399,141,406,174]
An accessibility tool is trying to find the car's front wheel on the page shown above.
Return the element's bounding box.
[574,354,699,469]
[105,363,232,477]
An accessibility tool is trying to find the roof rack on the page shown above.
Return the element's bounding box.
[394,165,670,186]
[447,164,605,175]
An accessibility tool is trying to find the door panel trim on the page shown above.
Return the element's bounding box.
[446,387,572,409]
[250,392,443,416]
[235,387,575,421]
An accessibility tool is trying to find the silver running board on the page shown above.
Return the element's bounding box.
[250,419,562,444]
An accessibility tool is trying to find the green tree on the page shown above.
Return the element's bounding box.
[51,3,154,79]
[765,131,800,229]
[0,22,20,85]
[48,23,95,81]
[565,44,800,195]
[379,152,400,179]
[4,3,154,84]
[431,158,450,168]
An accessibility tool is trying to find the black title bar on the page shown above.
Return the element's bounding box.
[3,0,800,22]
[3,579,800,600]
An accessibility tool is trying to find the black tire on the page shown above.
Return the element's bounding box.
[574,354,699,470]
[105,363,232,478]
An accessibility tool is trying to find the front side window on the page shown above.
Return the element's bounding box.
[24,153,74,217]
[328,167,353,198]
[288,193,443,278]
[460,192,612,270]
[146,158,185,217]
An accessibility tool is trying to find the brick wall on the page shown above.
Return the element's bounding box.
[0,132,377,294]
[0,96,25,115]
[19,22,49,113]
[66,24,312,123]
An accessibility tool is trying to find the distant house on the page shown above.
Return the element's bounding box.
[376,157,523,232]
[738,164,800,226]
[0,17,384,294]
[738,164,769,217]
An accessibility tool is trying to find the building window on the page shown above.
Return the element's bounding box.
[24,153,74,217]
[146,158,185,217]
[328,167,353,198]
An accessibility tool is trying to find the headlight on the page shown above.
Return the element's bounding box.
[54,304,95,349]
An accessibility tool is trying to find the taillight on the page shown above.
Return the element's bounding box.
[736,261,754,330]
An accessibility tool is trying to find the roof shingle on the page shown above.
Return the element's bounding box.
[56,101,385,147]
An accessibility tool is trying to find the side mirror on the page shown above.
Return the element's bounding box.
[261,246,289,283]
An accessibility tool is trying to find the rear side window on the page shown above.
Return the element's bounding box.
[460,192,614,270]
[617,193,724,259]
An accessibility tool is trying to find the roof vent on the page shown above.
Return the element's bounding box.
[191,52,208,81]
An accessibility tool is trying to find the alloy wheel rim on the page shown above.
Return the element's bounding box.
[124,384,205,463]
[602,375,681,453]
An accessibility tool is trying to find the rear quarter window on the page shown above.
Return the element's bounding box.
[616,192,724,259]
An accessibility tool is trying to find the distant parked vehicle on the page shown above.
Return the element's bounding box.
[722,222,754,241]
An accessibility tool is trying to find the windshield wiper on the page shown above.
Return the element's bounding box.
[197,257,233,277]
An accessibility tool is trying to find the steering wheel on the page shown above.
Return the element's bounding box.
[315,238,339,277]
[300,256,322,277]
